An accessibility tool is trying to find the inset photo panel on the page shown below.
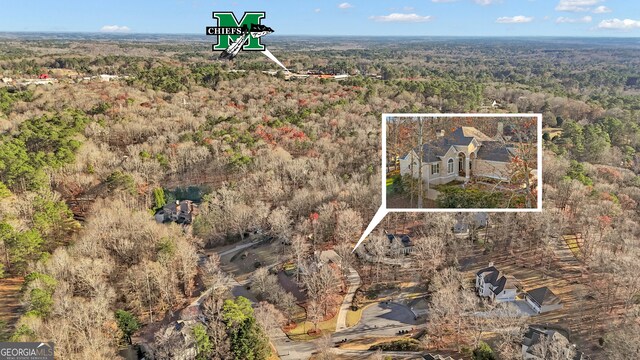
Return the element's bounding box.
[383,113,542,211]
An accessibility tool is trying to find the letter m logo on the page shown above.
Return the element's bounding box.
[212,12,266,51]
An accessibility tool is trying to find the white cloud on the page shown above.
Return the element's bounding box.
[592,5,611,13]
[314,8,321,13]
[597,18,640,30]
[338,2,353,9]
[496,15,534,23]
[100,25,130,33]
[555,0,601,12]
[369,13,434,22]
[475,0,500,5]
[556,15,592,23]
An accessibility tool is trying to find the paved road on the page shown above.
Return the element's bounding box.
[335,267,362,332]
[275,300,420,360]
[226,278,315,359]
[339,302,418,339]
[215,247,419,360]
[216,239,262,257]
[333,349,425,359]
[266,299,419,359]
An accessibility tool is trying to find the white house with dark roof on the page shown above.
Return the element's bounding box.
[399,126,520,187]
[475,263,518,303]
[525,286,563,314]
[385,232,413,255]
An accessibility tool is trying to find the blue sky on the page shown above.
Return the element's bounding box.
[1,0,639,36]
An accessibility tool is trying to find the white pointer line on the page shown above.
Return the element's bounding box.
[261,48,289,73]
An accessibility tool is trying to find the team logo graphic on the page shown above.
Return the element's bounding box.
[206,12,277,61]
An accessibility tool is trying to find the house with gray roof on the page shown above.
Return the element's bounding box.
[399,126,521,189]
[522,326,583,360]
[475,263,518,303]
[385,232,413,255]
[525,286,563,313]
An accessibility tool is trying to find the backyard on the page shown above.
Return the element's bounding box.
[461,238,609,356]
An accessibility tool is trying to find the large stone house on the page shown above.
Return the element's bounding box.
[155,200,197,224]
[399,126,520,187]
[475,264,518,303]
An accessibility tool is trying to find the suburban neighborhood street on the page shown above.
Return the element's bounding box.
[217,245,423,360]
[275,301,420,360]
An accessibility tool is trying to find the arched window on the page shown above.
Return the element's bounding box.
[447,158,454,174]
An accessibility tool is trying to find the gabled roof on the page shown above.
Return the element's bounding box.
[522,326,583,360]
[476,265,498,277]
[476,266,501,286]
[387,233,412,247]
[418,140,452,163]
[401,126,511,164]
[476,141,515,162]
[527,287,562,307]
[450,127,493,144]
[492,275,517,295]
[522,327,546,347]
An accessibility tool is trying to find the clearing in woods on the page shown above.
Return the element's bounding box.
[0,277,24,340]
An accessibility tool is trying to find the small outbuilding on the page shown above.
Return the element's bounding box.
[525,286,563,314]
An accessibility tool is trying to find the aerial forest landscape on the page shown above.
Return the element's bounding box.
[0,4,639,359]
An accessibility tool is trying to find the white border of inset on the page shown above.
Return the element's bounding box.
[382,113,543,212]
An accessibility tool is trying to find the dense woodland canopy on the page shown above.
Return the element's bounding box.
[0,36,638,359]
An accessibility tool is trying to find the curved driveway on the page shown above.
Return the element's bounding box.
[276,302,419,360]
[339,302,418,338]
[335,267,362,332]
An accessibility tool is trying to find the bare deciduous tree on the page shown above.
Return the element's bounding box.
[254,301,286,336]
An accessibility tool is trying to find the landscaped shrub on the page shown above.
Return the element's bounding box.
[370,338,422,351]
[435,185,502,208]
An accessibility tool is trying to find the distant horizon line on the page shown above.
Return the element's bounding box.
[0,30,639,39]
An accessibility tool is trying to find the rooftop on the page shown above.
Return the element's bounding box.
[527,286,562,307]
[401,126,514,163]
[492,275,517,295]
